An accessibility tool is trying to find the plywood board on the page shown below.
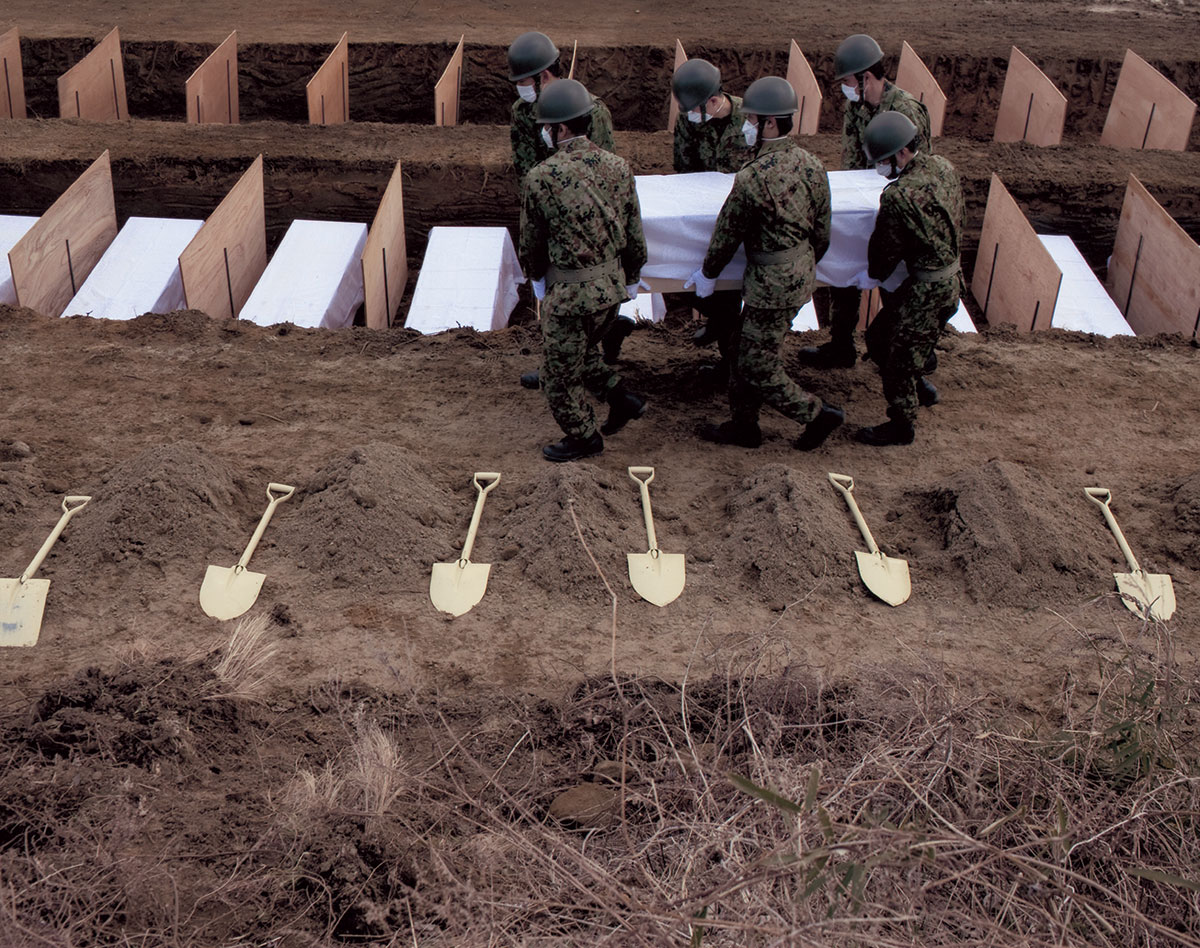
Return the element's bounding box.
[1107,175,1200,337]
[896,41,945,138]
[178,155,267,320]
[993,46,1066,146]
[434,34,464,127]
[665,39,687,132]
[1,27,27,120]
[186,31,238,125]
[786,40,821,136]
[1100,49,1196,151]
[8,151,117,317]
[361,160,408,329]
[306,32,349,126]
[970,173,1062,332]
[57,27,127,121]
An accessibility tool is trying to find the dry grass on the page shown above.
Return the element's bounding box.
[206,611,280,702]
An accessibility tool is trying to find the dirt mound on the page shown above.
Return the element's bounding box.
[0,442,40,520]
[275,444,458,590]
[1170,470,1200,566]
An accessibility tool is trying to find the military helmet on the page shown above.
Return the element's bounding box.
[741,76,798,118]
[833,34,884,80]
[508,31,559,81]
[672,58,722,112]
[536,78,593,124]
[862,112,918,163]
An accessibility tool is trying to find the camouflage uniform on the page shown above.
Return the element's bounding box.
[511,94,615,182]
[863,151,964,423]
[519,137,647,439]
[701,138,831,428]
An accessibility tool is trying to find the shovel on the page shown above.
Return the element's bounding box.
[200,482,295,621]
[1,494,91,647]
[627,467,685,606]
[828,473,910,606]
[430,472,501,617]
[1084,487,1175,621]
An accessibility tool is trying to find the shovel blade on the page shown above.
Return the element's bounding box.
[854,550,911,606]
[200,564,266,621]
[0,578,51,647]
[627,551,685,607]
[1116,571,1176,622]
[430,560,492,617]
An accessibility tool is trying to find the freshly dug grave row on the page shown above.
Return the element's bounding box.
[12,36,1200,146]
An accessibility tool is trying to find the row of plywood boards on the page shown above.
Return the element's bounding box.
[2,152,409,329]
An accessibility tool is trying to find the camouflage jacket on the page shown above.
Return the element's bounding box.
[673,94,754,174]
[867,153,964,282]
[511,93,616,182]
[701,138,831,309]
[519,137,647,317]
[842,82,932,170]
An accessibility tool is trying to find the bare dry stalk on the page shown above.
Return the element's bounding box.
[207,612,280,702]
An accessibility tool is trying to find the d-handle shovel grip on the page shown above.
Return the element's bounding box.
[236,483,296,571]
[459,472,501,565]
[628,467,659,553]
[1084,487,1142,574]
[828,472,881,556]
[19,495,92,583]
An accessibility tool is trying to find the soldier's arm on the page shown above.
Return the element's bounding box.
[841,106,860,170]
[511,103,538,180]
[810,165,832,263]
[590,100,617,154]
[898,95,933,154]
[702,176,751,278]
[867,189,909,281]
[518,176,550,280]
[620,173,649,283]
[673,118,697,174]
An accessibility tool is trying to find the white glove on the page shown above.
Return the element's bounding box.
[625,283,640,300]
[531,278,546,301]
[684,267,717,299]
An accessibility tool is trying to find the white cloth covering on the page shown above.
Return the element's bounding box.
[1037,235,1133,336]
[1,215,39,306]
[407,226,524,333]
[240,219,368,329]
[790,299,976,334]
[61,217,202,319]
[619,292,666,323]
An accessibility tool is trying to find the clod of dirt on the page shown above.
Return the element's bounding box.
[547,783,619,829]
[0,468,40,519]
[1171,470,1200,565]
[0,439,32,461]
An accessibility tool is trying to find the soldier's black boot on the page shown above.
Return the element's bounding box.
[697,420,763,448]
[795,404,845,451]
[602,317,636,364]
[797,340,856,369]
[917,377,939,407]
[520,369,542,390]
[856,408,915,447]
[543,431,604,462]
[692,322,719,346]
[600,385,647,435]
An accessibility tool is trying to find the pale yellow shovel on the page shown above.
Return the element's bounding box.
[200,483,295,621]
[627,467,685,606]
[1,494,91,647]
[829,473,910,606]
[1085,487,1175,621]
[430,472,501,617]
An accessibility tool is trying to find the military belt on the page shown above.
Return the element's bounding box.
[545,258,620,285]
[746,245,803,266]
[910,261,961,283]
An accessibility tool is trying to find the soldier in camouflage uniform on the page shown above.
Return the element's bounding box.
[686,76,844,451]
[799,34,933,375]
[519,79,649,462]
[856,112,964,446]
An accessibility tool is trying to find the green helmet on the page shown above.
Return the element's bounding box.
[508,31,559,81]
[742,76,797,118]
[862,112,917,163]
[536,78,592,124]
[672,58,721,112]
[834,34,883,80]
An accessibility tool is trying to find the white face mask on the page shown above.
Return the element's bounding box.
[742,120,758,147]
[517,83,537,104]
[541,126,555,150]
[875,159,897,179]
[841,83,860,103]
[687,109,703,123]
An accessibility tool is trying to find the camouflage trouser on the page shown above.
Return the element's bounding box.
[864,277,959,423]
[729,305,822,427]
[541,302,621,439]
[692,288,743,362]
[813,284,895,347]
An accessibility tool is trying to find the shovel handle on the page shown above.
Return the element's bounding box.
[236,483,295,571]
[629,466,659,552]
[460,472,501,565]
[20,494,92,583]
[828,472,881,556]
[1084,487,1142,574]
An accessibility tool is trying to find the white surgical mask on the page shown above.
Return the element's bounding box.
[841,83,860,103]
[687,109,703,123]
[541,126,555,150]
[741,120,758,147]
[875,159,897,179]
[517,84,537,103]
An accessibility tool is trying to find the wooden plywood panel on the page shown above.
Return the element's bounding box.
[786,40,821,135]
[665,40,687,132]
[57,27,128,121]
[1107,175,1200,336]
[434,35,464,127]
[361,161,408,329]
[178,155,266,320]
[185,31,238,125]
[970,174,1062,332]
[1,27,27,120]
[306,32,349,126]
[895,41,945,138]
[1100,49,1196,151]
[993,46,1066,147]
[8,151,117,317]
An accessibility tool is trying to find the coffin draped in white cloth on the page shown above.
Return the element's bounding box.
[240,219,368,329]
[1,215,39,306]
[407,226,523,333]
